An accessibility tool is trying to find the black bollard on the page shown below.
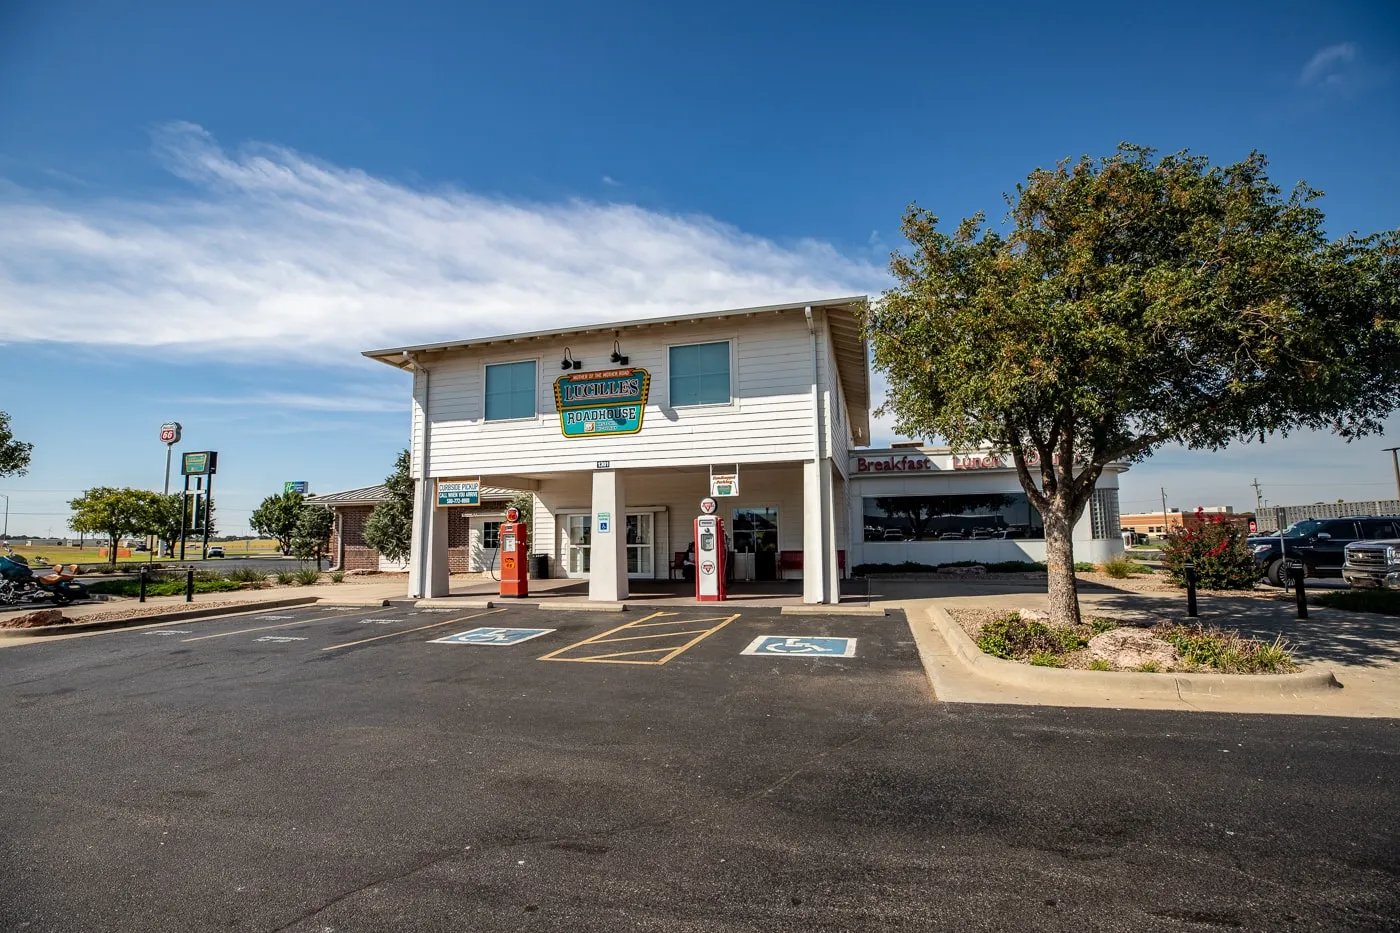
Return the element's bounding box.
[1293,564,1308,619]
[1184,560,1198,617]
[185,568,195,603]
[138,566,148,603]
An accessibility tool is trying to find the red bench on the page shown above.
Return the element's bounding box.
[777,550,846,579]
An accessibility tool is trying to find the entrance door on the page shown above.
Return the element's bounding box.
[732,507,779,581]
[565,514,591,578]
[626,513,654,579]
[477,519,502,573]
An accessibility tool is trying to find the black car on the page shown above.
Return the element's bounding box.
[1250,516,1400,586]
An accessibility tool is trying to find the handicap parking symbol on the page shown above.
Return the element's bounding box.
[428,627,556,646]
[741,635,857,658]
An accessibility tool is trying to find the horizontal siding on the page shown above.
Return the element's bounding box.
[409,315,825,476]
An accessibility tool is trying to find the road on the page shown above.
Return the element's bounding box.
[1,603,1395,931]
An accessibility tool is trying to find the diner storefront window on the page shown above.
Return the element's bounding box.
[862,493,1044,542]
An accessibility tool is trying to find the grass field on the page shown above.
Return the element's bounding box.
[3,539,284,566]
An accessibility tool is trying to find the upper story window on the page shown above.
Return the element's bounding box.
[484,360,537,421]
[669,341,731,407]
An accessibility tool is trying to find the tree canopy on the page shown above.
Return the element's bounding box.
[363,450,413,564]
[68,487,163,565]
[291,505,335,570]
[866,144,1400,623]
[250,491,305,556]
[0,411,33,477]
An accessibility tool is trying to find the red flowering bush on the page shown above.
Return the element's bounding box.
[1160,509,1259,590]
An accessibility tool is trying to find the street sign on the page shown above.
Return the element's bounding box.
[428,627,556,646]
[741,635,857,658]
[598,511,611,533]
[284,481,309,494]
[159,422,182,445]
[181,451,218,475]
[438,479,480,506]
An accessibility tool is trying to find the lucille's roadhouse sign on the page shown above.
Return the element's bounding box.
[553,367,651,439]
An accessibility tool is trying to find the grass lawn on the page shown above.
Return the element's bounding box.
[1313,588,1400,616]
[83,577,244,597]
[5,540,284,566]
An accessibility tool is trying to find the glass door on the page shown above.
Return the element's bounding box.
[626,513,653,578]
[732,507,779,581]
[565,514,591,577]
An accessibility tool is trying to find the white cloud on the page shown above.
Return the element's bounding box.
[601,175,621,187]
[177,391,405,413]
[0,122,885,359]
[1299,42,1357,87]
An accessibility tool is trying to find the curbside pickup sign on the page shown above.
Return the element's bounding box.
[437,479,480,506]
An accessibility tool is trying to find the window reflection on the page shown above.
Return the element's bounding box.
[862,494,1044,542]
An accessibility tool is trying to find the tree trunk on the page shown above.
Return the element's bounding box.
[109,533,119,567]
[1042,500,1081,626]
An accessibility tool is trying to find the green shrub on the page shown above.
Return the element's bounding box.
[293,567,322,586]
[1155,622,1298,673]
[852,560,1047,576]
[1029,651,1065,667]
[983,560,1047,573]
[226,566,269,583]
[85,577,241,598]
[1074,561,1097,572]
[1088,658,1112,671]
[1088,617,1120,635]
[1098,556,1146,579]
[1160,509,1258,590]
[1312,589,1400,617]
[977,613,1080,659]
[1135,661,1161,673]
[275,571,297,585]
[193,569,225,582]
[329,570,345,583]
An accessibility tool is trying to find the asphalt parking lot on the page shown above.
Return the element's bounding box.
[1,603,1397,931]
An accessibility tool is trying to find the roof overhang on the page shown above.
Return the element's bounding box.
[363,296,871,444]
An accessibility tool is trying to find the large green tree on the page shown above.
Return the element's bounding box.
[146,494,187,557]
[363,450,413,563]
[68,487,163,565]
[0,411,33,477]
[291,505,335,570]
[250,491,305,556]
[867,144,1399,625]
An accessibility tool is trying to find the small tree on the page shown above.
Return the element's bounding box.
[363,450,413,563]
[250,491,305,556]
[68,487,161,566]
[0,411,32,478]
[146,494,187,557]
[291,505,335,570]
[1160,509,1259,590]
[867,144,1399,626]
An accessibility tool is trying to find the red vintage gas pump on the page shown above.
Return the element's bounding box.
[499,505,529,598]
[694,497,727,602]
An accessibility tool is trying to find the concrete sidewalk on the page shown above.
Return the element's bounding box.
[883,581,1400,718]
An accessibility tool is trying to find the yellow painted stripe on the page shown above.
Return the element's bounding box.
[181,608,384,642]
[320,608,506,651]
[540,612,741,665]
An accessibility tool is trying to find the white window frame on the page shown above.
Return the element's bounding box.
[663,337,737,411]
[481,357,542,424]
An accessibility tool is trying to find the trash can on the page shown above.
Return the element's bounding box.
[532,554,550,579]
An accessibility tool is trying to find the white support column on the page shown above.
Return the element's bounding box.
[803,460,829,604]
[589,470,628,602]
[409,483,450,598]
[823,462,840,604]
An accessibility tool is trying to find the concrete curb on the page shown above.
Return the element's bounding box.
[922,604,1341,699]
[415,598,498,609]
[0,597,323,639]
[780,605,887,617]
[316,595,391,607]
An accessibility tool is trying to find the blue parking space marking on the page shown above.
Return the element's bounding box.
[741,635,857,658]
[428,627,556,646]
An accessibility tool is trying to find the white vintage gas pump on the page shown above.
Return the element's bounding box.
[694,497,727,602]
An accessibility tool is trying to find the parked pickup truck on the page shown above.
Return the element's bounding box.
[1249,516,1400,586]
[1343,538,1400,590]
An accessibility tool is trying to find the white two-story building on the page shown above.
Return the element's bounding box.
[364,296,1126,604]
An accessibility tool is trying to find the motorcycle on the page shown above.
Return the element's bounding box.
[0,549,89,606]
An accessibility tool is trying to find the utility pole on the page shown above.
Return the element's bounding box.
[1385,447,1400,502]
[1160,487,1169,534]
[1251,478,1263,516]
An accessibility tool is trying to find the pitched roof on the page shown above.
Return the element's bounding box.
[307,484,520,505]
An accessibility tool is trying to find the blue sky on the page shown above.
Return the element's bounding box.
[1,0,1398,535]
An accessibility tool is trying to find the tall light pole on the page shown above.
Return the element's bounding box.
[0,492,8,542]
[1384,447,1400,502]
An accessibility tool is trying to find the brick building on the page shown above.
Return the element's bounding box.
[310,484,520,573]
